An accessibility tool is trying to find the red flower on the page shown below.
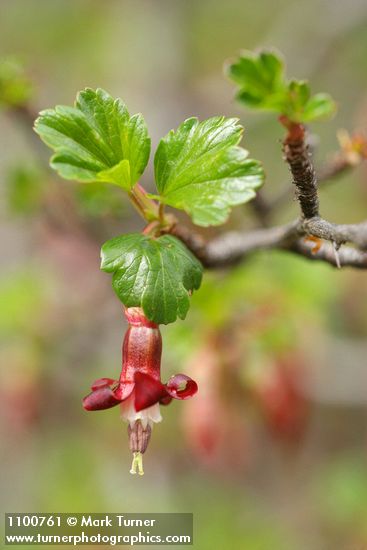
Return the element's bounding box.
[83,307,197,474]
[253,354,309,443]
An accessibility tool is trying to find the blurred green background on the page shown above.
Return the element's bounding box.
[1,1,367,549]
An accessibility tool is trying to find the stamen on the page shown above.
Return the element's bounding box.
[130,452,144,476]
[128,420,152,454]
[128,421,151,476]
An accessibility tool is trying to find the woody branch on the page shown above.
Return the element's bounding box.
[175,119,367,269]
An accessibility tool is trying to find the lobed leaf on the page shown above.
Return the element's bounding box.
[301,93,336,122]
[34,88,150,190]
[100,233,203,324]
[154,116,264,226]
[228,50,286,111]
[227,49,336,123]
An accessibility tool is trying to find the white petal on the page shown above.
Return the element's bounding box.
[120,394,162,428]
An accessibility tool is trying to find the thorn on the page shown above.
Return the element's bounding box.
[332,241,341,269]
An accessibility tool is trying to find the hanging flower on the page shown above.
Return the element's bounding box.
[83,307,198,475]
[253,354,309,442]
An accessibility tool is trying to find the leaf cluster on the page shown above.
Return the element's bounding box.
[227,50,336,123]
[34,89,264,323]
[34,88,264,228]
[33,49,338,324]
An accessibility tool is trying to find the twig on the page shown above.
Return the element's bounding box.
[175,216,367,269]
[301,218,367,248]
[269,147,365,213]
[281,117,319,219]
[201,221,299,267]
[174,119,367,271]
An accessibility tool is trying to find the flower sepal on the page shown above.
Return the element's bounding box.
[83,371,198,412]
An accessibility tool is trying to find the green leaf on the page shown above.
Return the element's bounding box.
[227,50,287,111]
[154,116,264,226]
[100,233,203,324]
[287,80,311,109]
[284,82,336,122]
[228,49,336,123]
[301,93,336,122]
[34,88,151,190]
